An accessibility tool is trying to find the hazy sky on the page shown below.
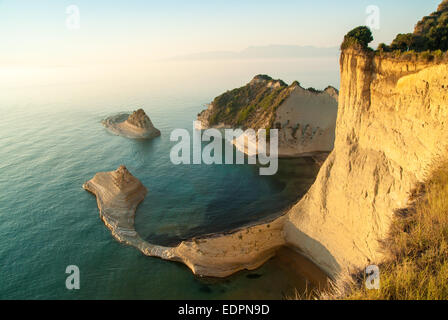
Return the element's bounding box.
[0,0,442,66]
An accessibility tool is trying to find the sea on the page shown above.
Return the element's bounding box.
[0,57,338,299]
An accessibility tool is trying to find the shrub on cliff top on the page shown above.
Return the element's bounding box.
[341,26,373,50]
[439,0,448,11]
[377,43,389,52]
[253,74,273,81]
[427,26,448,51]
[390,33,420,51]
[385,0,448,53]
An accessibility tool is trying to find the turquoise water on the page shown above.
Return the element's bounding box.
[0,62,330,299]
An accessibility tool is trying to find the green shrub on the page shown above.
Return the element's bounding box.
[341,26,373,50]
[420,50,435,61]
[377,43,390,52]
[237,105,256,124]
[383,1,448,55]
[390,33,415,51]
[428,26,448,51]
[434,49,444,58]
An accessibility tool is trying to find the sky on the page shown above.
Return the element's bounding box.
[0,0,442,67]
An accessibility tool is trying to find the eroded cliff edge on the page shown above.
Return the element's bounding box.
[284,48,448,277]
[197,75,339,158]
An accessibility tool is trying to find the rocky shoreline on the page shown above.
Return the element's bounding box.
[83,165,289,278]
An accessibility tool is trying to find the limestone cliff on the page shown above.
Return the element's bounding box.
[197,75,338,157]
[284,47,448,277]
[85,3,448,283]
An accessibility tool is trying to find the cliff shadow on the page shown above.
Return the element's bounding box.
[283,219,341,279]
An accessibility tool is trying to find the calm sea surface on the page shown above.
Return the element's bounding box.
[0,59,336,299]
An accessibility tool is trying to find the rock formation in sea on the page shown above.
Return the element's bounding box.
[83,166,286,278]
[83,165,147,237]
[102,108,161,139]
[197,75,338,158]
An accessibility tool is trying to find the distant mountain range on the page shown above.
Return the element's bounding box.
[166,45,339,61]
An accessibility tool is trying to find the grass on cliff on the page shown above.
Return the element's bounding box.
[332,160,448,300]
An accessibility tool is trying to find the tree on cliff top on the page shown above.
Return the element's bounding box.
[384,0,448,53]
[438,0,448,12]
[390,33,425,51]
[341,26,373,50]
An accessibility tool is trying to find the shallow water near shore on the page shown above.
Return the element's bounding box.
[0,62,331,299]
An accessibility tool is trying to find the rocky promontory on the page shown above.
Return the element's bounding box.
[102,108,161,139]
[83,166,287,278]
[197,75,338,158]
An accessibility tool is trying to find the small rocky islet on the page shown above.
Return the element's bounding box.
[102,108,161,140]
